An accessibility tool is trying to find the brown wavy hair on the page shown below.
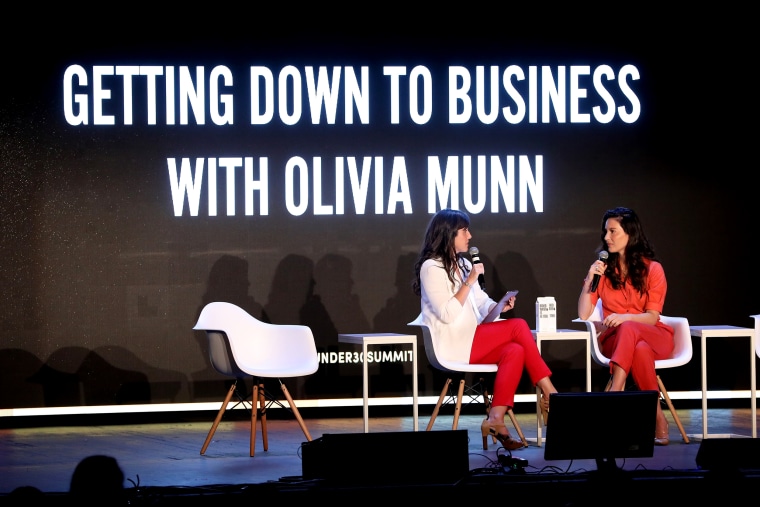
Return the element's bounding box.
[598,207,658,294]
[413,209,470,296]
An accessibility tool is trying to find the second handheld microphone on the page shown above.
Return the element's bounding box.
[590,250,609,292]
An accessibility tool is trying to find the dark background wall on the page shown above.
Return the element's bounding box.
[0,9,754,410]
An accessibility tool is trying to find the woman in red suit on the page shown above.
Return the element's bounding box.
[578,206,674,445]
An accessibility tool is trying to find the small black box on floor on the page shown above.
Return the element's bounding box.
[301,429,469,485]
[696,438,760,471]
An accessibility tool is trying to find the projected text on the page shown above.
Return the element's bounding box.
[167,155,543,216]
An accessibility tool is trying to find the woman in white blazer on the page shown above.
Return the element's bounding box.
[413,209,557,451]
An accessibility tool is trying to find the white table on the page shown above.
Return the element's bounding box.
[338,333,419,433]
[531,328,591,446]
[689,325,757,439]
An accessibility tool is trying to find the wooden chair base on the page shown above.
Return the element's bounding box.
[201,378,312,457]
[427,377,528,448]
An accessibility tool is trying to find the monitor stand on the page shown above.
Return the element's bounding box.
[595,457,625,473]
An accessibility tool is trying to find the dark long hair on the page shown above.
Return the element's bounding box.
[599,207,658,293]
[413,209,470,296]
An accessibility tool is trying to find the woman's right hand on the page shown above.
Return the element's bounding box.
[466,263,484,288]
[588,260,604,280]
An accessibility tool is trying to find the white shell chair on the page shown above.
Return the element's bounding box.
[574,299,692,443]
[194,301,319,456]
[408,314,528,449]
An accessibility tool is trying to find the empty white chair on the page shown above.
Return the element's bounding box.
[408,314,527,449]
[574,300,692,443]
[194,301,319,456]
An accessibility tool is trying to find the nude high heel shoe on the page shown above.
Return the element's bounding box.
[480,418,524,451]
[540,392,550,426]
[655,420,670,446]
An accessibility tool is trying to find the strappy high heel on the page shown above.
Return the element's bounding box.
[480,418,524,451]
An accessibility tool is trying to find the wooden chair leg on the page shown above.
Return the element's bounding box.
[201,382,236,455]
[657,375,690,444]
[427,378,451,431]
[507,408,529,448]
[258,383,268,452]
[452,379,465,430]
[280,381,312,441]
[250,383,259,456]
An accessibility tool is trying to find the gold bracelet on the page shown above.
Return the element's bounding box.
[463,280,471,288]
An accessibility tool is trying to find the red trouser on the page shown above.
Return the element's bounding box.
[599,320,674,391]
[469,318,552,408]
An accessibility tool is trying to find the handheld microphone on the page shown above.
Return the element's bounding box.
[590,250,609,293]
[468,246,486,290]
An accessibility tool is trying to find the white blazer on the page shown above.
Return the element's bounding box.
[417,257,495,363]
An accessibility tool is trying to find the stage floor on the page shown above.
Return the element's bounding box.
[1,405,758,503]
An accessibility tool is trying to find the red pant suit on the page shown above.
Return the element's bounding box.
[591,260,674,392]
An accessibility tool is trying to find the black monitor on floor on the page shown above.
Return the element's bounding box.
[544,390,659,471]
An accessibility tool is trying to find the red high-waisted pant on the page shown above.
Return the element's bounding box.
[469,318,552,408]
[599,320,674,391]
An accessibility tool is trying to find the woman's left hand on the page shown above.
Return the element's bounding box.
[603,313,628,327]
[506,296,516,310]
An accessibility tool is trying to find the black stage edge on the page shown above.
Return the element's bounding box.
[13,470,760,506]
[4,469,760,506]
[5,437,760,505]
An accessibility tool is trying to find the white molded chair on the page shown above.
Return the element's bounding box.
[408,314,528,449]
[574,300,692,443]
[194,301,319,456]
